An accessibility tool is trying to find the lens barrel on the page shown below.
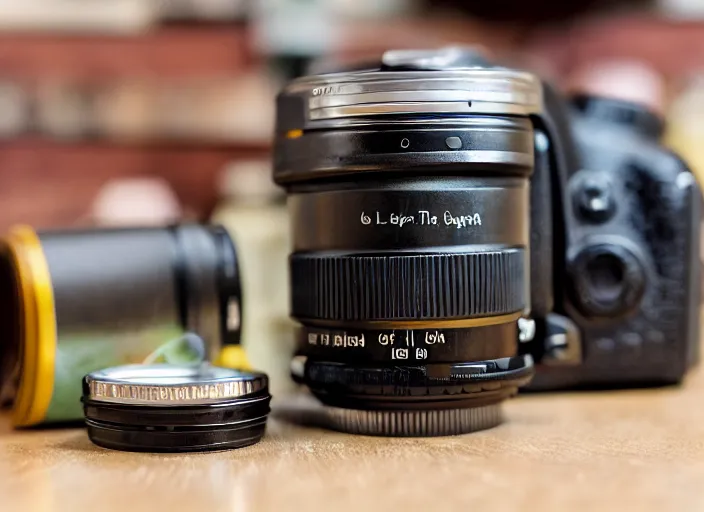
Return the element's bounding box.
[275,54,540,436]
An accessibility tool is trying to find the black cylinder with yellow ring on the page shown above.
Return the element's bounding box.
[0,224,246,427]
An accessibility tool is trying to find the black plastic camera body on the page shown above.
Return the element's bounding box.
[527,89,702,390]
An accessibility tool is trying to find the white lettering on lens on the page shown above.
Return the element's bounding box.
[362,210,480,229]
[418,210,438,225]
[378,333,395,346]
[444,211,482,229]
[425,331,446,345]
[390,213,414,227]
[392,348,409,360]
[312,86,340,96]
[308,331,366,350]
[404,331,415,347]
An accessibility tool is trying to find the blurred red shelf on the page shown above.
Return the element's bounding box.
[0,27,253,82]
[522,16,704,80]
[0,135,270,153]
[0,136,271,230]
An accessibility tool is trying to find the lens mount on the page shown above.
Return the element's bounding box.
[303,355,533,406]
[318,404,503,437]
[296,355,533,436]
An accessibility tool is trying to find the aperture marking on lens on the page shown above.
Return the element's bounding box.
[300,322,518,363]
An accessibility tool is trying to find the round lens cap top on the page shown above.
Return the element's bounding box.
[84,364,267,405]
[82,364,271,453]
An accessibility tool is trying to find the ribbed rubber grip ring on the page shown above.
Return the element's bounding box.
[290,249,525,321]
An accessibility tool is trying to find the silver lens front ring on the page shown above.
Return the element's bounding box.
[283,69,543,125]
[84,364,268,406]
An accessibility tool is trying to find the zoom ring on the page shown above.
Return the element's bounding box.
[291,249,525,321]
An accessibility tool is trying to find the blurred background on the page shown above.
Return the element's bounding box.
[2,0,704,391]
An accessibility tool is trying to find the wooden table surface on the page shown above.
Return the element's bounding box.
[2,368,703,512]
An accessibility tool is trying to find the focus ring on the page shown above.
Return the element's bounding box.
[290,249,525,321]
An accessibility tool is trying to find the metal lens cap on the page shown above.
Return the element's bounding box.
[82,364,271,452]
[381,46,494,71]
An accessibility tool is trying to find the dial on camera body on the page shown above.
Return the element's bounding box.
[527,86,702,389]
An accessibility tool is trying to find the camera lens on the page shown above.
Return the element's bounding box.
[274,50,539,436]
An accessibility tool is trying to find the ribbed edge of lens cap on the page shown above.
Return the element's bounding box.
[321,404,503,437]
[82,364,271,453]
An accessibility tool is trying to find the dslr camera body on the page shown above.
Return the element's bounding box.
[528,88,702,390]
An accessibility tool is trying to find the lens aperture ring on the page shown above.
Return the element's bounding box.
[291,250,525,321]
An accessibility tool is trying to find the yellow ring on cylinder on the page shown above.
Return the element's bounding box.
[3,226,57,427]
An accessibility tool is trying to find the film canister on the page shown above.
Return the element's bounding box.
[0,224,247,427]
[82,364,271,452]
